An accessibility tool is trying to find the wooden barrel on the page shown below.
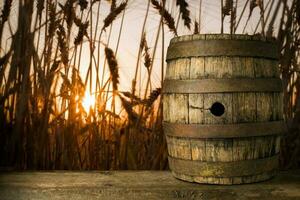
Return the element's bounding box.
[163,34,285,185]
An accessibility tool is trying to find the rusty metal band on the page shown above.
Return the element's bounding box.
[168,155,278,177]
[166,40,278,61]
[163,121,285,138]
[163,78,282,93]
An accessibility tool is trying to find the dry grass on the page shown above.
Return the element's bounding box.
[176,0,191,30]
[151,0,177,36]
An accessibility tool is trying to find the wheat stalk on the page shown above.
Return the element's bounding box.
[144,88,161,109]
[132,0,150,97]
[141,32,151,72]
[74,17,89,45]
[0,0,13,24]
[78,0,88,11]
[48,2,58,39]
[151,0,177,36]
[194,20,199,34]
[102,1,127,32]
[36,0,45,18]
[176,0,191,30]
[105,47,119,92]
[56,25,69,66]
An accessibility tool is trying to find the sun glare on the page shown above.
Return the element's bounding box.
[82,91,95,112]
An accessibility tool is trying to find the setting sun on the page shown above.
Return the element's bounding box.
[82,91,95,112]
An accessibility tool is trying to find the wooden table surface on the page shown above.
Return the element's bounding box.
[0,170,299,200]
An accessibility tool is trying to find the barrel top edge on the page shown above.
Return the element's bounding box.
[166,55,279,62]
[170,33,277,44]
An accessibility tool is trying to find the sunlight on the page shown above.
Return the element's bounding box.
[82,91,95,113]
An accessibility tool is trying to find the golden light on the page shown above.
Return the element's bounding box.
[82,91,95,113]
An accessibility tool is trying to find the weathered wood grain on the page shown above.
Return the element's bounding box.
[188,94,204,124]
[166,136,191,160]
[165,58,190,80]
[163,34,283,185]
[0,171,299,200]
[163,94,188,123]
[232,93,256,123]
[273,92,284,120]
[190,57,205,79]
[256,93,273,122]
[204,139,233,162]
[255,58,277,78]
[190,139,206,161]
[232,57,254,77]
[205,57,232,78]
[203,93,232,124]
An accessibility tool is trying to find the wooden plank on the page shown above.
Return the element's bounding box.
[164,94,189,123]
[190,57,205,79]
[174,58,190,80]
[252,136,279,160]
[162,94,170,122]
[232,138,255,161]
[165,60,176,80]
[231,57,245,77]
[165,135,173,158]
[278,93,284,120]
[204,57,219,78]
[273,60,280,77]
[256,93,273,122]
[165,58,190,80]
[232,136,279,162]
[3,170,299,196]
[166,136,191,160]
[255,58,276,78]
[203,93,232,124]
[275,136,281,153]
[232,93,256,123]
[204,139,233,162]
[253,137,268,159]
[273,92,284,120]
[204,57,232,78]
[188,94,204,124]
[190,139,206,161]
[231,57,255,78]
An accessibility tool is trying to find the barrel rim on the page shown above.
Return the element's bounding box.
[170,34,277,45]
[167,39,278,61]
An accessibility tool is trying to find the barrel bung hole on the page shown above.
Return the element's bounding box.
[210,102,225,117]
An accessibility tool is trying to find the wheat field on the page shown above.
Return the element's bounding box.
[0,0,299,170]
